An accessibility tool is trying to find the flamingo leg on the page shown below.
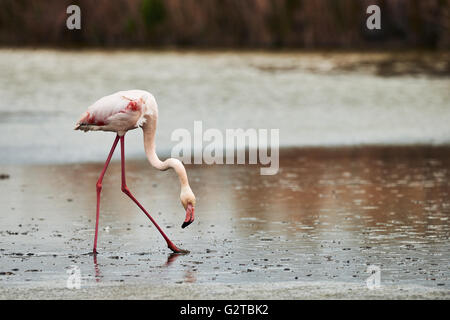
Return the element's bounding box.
[93,135,120,254]
[119,135,188,254]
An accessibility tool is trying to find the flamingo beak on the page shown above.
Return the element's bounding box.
[181,203,195,229]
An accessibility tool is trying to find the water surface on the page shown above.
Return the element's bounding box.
[0,147,448,292]
[0,50,448,298]
[0,49,449,164]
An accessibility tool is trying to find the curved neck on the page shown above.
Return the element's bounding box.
[142,114,190,188]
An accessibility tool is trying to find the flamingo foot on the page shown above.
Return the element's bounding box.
[83,251,98,256]
[167,242,190,254]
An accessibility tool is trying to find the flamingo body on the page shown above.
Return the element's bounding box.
[75,90,156,135]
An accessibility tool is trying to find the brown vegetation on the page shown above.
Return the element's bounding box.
[0,0,448,48]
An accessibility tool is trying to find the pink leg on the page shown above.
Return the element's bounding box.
[119,135,188,253]
[93,135,120,254]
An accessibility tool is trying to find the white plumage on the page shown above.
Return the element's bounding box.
[75,89,157,136]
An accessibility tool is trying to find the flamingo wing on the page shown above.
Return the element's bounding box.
[75,91,150,133]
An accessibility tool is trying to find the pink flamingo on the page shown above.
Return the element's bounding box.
[75,90,195,254]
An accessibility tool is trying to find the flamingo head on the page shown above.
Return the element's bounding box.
[180,186,196,229]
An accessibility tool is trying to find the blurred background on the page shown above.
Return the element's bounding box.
[0,0,449,49]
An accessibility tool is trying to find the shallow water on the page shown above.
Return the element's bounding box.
[0,49,449,164]
[0,147,448,292]
[0,50,449,298]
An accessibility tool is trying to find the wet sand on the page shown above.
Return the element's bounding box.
[0,146,449,299]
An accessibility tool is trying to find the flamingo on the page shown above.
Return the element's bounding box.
[75,89,196,254]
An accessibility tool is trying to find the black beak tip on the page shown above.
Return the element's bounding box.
[181,221,190,229]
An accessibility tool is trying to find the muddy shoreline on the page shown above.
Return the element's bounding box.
[0,146,449,299]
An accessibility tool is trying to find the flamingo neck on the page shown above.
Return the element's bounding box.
[142,115,190,189]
